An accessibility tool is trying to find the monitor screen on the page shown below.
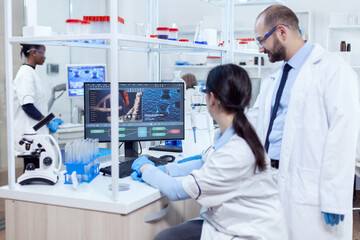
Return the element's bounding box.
[66,64,106,97]
[84,82,185,143]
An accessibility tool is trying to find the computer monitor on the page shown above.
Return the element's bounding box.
[84,82,185,159]
[66,64,106,97]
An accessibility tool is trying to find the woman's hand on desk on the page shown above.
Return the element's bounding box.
[130,156,169,182]
[132,156,154,174]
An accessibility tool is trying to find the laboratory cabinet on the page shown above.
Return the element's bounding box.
[0,162,202,240]
[5,198,201,240]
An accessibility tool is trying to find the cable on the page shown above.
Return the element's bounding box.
[118,142,124,149]
[55,90,66,100]
[138,141,142,155]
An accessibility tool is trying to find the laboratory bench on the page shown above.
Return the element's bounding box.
[0,150,202,240]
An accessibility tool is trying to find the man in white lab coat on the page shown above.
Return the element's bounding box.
[249,5,359,239]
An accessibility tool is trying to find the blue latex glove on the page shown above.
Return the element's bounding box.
[131,156,155,176]
[322,212,345,226]
[46,119,63,133]
[131,165,167,182]
[53,118,64,125]
[130,171,144,182]
[177,155,202,164]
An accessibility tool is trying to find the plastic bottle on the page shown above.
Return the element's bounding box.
[168,28,179,41]
[157,27,169,39]
[347,43,351,52]
[340,41,346,52]
[194,21,207,45]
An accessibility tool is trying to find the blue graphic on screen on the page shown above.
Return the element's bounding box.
[84,82,184,142]
[67,65,106,97]
[142,89,181,122]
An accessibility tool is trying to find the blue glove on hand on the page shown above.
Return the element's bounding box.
[131,156,155,175]
[177,155,202,164]
[130,171,144,182]
[322,212,345,226]
[53,118,64,125]
[131,165,167,182]
[47,118,63,133]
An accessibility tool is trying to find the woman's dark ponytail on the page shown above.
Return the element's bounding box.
[233,110,266,172]
[206,64,266,172]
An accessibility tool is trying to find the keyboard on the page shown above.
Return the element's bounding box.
[149,145,183,153]
[100,155,169,178]
[58,123,83,129]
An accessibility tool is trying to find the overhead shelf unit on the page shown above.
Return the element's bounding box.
[326,25,360,69]
[174,0,279,79]
[9,34,226,54]
[4,0,230,202]
[200,0,283,6]
[294,10,313,43]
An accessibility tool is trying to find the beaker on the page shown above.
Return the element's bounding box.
[135,22,149,37]
[194,21,208,45]
[172,71,183,82]
[172,71,186,94]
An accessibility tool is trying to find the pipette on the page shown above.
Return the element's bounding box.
[190,110,197,143]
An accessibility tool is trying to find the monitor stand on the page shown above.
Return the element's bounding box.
[119,141,139,162]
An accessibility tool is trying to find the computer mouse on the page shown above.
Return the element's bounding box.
[160,155,175,162]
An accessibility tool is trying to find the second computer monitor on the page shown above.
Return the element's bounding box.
[84,82,185,143]
[66,64,106,97]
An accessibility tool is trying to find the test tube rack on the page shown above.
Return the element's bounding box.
[64,157,100,184]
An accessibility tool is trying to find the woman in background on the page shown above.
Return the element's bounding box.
[182,73,198,90]
[13,44,62,142]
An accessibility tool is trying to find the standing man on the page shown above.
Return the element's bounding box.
[249,5,359,239]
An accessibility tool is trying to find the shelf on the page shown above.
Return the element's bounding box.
[234,50,265,57]
[10,34,226,54]
[242,65,272,69]
[200,0,283,7]
[328,25,360,31]
[174,65,213,69]
[174,65,271,69]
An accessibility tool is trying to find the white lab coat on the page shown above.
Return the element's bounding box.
[248,44,359,240]
[182,134,288,240]
[13,65,49,142]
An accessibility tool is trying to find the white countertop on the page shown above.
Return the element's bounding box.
[0,150,184,215]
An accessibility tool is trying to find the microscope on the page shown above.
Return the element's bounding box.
[16,113,62,185]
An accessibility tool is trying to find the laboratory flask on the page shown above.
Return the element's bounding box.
[194,21,207,45]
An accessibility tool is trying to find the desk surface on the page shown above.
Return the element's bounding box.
[0,150,183,215]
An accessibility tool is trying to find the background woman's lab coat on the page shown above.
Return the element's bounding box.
[13,65,49,141]
[182,134,288,240]
[248,44,360,239]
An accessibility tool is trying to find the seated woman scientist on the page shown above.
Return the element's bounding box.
[131,64,287,240]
